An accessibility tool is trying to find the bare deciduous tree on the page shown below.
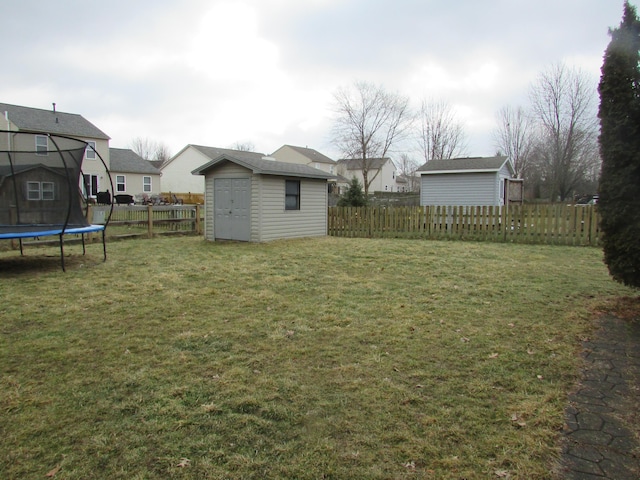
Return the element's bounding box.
[230,141,256,152]
[331,81,413,195]
[416,98,467,163]
[396,153,421,192]
[130,137,172,163]
[528,63,600,201]
[492,105,532,179]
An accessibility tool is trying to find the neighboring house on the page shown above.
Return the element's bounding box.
[0,102,111,199]
[271,144,338,194]
[270,145,337,175]
[417,156,516,206]
[161,144,265,195]
[192,153,334,242]
[336,157,398,193]
[109,148,162,199]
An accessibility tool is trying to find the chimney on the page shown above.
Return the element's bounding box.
[52,103,56,113]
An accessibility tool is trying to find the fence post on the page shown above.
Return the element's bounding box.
[147,204,153,238]
[195,204,201,234]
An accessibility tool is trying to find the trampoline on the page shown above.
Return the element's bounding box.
[0,129,113,271]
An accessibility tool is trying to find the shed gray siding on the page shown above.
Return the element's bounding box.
[255,176,327,242]
[421,173,500,206]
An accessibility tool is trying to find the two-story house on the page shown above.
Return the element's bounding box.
[1,102,111,199]
[336,157,398,194]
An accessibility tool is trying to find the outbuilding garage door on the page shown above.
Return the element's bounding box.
[214,178,250,241]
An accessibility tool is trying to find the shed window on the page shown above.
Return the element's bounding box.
[143,176,152,192]
[285,180,300,210]
[35,135,48,155]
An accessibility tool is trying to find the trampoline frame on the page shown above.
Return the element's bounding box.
[0,129,114,271]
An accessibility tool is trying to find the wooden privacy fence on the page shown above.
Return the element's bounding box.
[328,205,600,246]
[89,204,203,239]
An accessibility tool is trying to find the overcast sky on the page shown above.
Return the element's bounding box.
[0,0,631,161]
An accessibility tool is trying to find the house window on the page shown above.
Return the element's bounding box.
[116,175,126,192]
[85,141,96,160]
[35,135,48,155]
[42,182,55,200]
[285,180,300,210]
[26,181,55,200]
[143,176,152,193]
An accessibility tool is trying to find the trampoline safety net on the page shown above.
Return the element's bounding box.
[0,129,110,270]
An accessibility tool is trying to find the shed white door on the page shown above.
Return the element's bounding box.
[214,178,250,241]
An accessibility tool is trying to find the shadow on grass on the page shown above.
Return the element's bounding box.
[0,253,101,275]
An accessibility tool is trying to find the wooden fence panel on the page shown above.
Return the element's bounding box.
[326,205,600,246]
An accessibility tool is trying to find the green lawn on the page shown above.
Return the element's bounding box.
[0,236,635,479]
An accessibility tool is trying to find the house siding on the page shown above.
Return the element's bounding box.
[114,172,161,197]
[161,146,209,194]
[421,173,499,206]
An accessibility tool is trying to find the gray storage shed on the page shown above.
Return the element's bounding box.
[192,153,334,242]
[418,156,516,206]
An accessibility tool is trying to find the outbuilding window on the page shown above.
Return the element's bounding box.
[285,180,300,210]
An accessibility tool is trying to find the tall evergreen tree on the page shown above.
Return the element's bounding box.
[598,1,640,287]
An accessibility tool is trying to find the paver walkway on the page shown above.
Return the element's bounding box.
[558,314,640,479]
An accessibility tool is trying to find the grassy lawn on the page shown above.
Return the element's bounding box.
[0,236,635,479]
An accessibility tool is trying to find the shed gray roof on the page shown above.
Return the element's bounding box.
[417,156,512,174]
[0,102,110,140]
[192,153,335,180]
[109,148,161,174]
[273,145,336,164]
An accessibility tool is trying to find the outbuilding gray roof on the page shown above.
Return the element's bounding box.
[109,148,161,174]
[192,153,335,180]
[417,156,512,174]
[0,102,110,140]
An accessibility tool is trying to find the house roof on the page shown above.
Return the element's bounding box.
[417,156,513,175]
[162,144,266,169]
[109,148,161,175]
[337,157,392,170]
[0,102,110,140]
[192,153,335,180]
[272,145,336,164]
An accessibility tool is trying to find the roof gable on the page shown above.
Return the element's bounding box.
[109,148,161,174]
[0,102,110,140]
[272,145,336,164]
[417,156,513,175]
[162,144,266,169]
[192,154,335,180]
